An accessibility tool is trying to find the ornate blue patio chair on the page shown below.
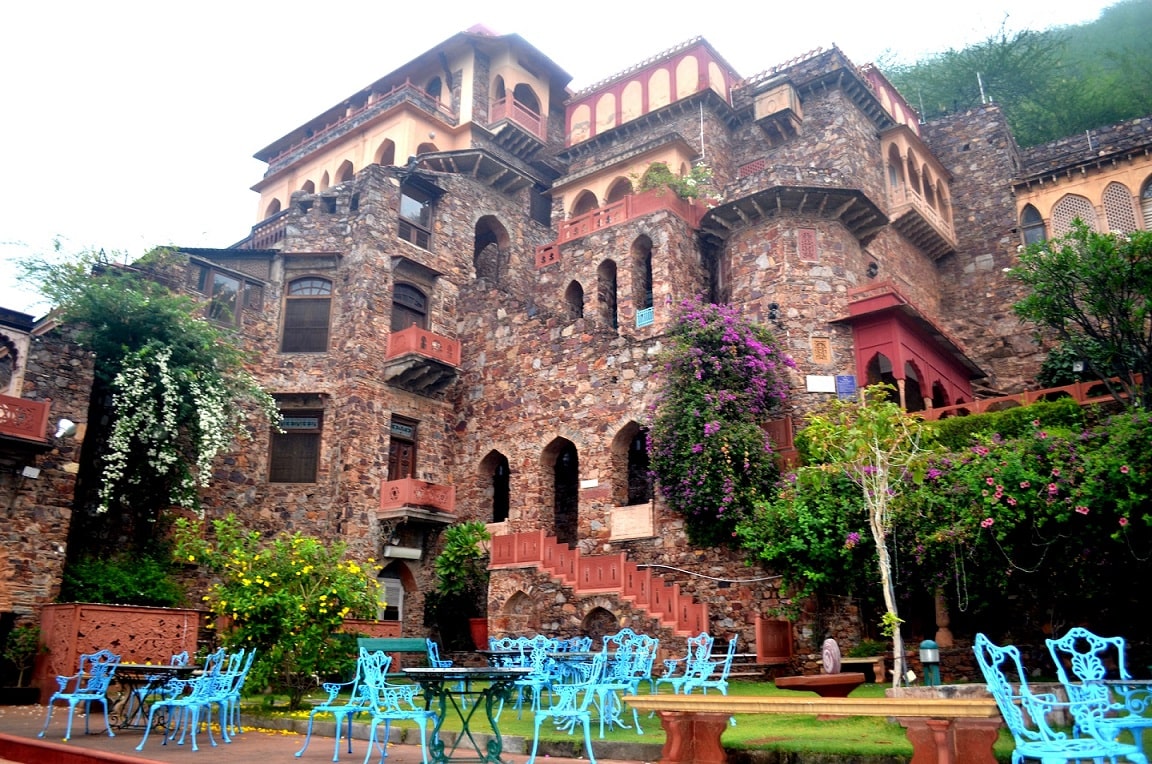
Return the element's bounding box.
[361,654,438,764]
[135,671,232,753]
[652,632,713,694]
[1046,627,1152,750]
[683,636,738,696]
[513,634,559,719]
[527,651,606,764]
[38,648,122,741]
[222,647,257,736]
[426,638,467,709]
[974,632,1147,764]
[592,640,656,737]
[295,648,389,761]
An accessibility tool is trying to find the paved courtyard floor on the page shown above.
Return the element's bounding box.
[0,704,655,763]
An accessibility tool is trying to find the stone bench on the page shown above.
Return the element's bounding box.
[622,693,1002,764]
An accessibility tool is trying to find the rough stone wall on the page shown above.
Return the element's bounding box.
[921,106,1042,391]
[0,323,91,616]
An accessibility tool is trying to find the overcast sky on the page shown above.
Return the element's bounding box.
[0,0,1121,317]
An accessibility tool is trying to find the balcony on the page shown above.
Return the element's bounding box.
[263,81,458,176]
[379,478,457,525]
[383,325,460,396]
[887,186,956,260]
[487,98,547,155]
[536,189,707,267]
[0,394,50,448]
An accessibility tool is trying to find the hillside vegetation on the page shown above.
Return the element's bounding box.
[883,0,1152,147]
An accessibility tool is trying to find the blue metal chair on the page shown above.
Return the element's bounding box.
[974,632,1147,764]
[426,638,467,709]
[38,648,122,741]
[653,632,713,694]
[592,640,655,737]
[361,653,438,764]
[513,635,559,719]
[295,648,388,761]
[1046,627,1152,750]
[683,636,738,696]
[222,648,257,737]
[135,671,232,753]
[527,651,606,764]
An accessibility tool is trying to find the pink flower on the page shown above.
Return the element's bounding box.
[1075,505,1089,515]
[1006,497,1017,506]
[1119,517,1129,527]
[1120,465,1130,474]
[981,518,994,528]
[1051,468,1061,477]
[1032,419,1040,427]
[1048,483,1058,495]
[985,477,995,485]
[1020,481,1031,489]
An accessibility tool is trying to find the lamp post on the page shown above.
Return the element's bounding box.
[919,639,940,686]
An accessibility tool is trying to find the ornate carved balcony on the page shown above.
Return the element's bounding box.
[383,325,460,396]
[379,478,457,525]
[0,394,51,449]
[887,186,956,259]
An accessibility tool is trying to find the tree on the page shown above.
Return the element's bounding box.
[1011,223,1152,409]
[172,515,381,710]
[19,246,277,556]
[648,298,794,545]
[798,385,931,686]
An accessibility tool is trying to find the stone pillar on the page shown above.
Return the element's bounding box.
[654,710,731,764]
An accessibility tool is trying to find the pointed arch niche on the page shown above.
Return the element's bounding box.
[543,437,579,547]
[835,282,982,412]
[478,449,511,525]
[609,423,655,541]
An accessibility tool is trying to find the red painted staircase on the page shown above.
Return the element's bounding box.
[488,530,709,636]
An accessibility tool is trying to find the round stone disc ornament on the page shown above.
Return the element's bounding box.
[821,638,842,674]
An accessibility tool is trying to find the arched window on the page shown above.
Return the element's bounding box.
[479,451,511,523]
[1020,204,1046,245]
[319,171,330,191]
[571,190,598,218]
[425,76,442,101]
[631,236,653,312]
[886,145,904,191]
[1102,181,1138,233]
[281,277,332,353]
[904,361,925,413]
[265,199,282,218]
[399,182,435,250]
[545,438,579,547]
[1051,194,1098,237]
[300,180,315,194]
[598,260,618,331]
[605,178,633,204]
[334,160,354,184]
[565,281,584,319]
[1142,178,1152,230]
[375,139,396,166]
[612,424,651,506]
[474,216,509,283]
[378,565,404,621]
[512,83,541,115]
[391,283,427,332]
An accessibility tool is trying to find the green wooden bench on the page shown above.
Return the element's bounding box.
[356,637,430,678]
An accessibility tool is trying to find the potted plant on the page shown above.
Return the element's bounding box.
[1,622,44,705]
[431,521,492,650]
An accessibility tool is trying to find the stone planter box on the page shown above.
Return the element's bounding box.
[842,655,886,683]
[35,603,204,706]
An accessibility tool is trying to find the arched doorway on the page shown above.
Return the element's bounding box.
[546,438,579,547]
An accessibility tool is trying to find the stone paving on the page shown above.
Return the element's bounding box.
[0,704,657,764]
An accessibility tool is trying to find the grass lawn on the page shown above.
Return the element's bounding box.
[244,680,1020,760]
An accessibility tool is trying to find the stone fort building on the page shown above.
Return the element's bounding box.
[3,24,1151,662]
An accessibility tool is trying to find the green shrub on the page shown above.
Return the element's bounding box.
[58,553,185,607]
[924,397,1085,450]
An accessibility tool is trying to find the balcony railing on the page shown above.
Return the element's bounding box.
[536,189,707,267]
[379,478,455,513]
[386,325,460,366]
[488,98,547,141]
[889,186,952,234]
[241,210,289,250]
[0,394,50,443]
[264,81,458,175]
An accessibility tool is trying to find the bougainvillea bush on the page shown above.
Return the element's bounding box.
[649,298,794,545]
[173,515,381,710]
[895,406,1152,639]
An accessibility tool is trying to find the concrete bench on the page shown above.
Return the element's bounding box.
[622,693,1002,764]
[357,637,429,677]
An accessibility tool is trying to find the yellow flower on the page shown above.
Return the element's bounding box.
[187,554,195,562]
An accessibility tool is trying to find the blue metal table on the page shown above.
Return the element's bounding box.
[403,666,530,763]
